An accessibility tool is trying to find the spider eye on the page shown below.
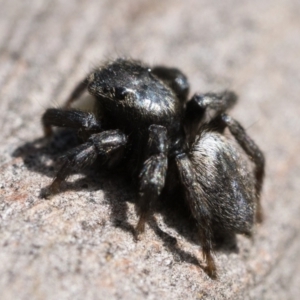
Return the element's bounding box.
[115,87,128,100]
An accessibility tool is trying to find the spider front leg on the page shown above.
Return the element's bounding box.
[221,113,265,222]
[42,108,101,137]
[42,130,127,198]
[135,125,168,235]
[175,153,216,279]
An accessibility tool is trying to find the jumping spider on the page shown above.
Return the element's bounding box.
[42,58,265,278]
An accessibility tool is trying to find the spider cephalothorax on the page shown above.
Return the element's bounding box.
[42,58,264,278]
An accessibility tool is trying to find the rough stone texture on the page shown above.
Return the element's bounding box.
[1,0,300,299]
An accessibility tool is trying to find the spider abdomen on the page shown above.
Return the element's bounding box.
[190,131,256,234]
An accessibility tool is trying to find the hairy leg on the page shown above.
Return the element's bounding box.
[42,108,101,137]
[136,125,168,234]
[42,130,127,198]
[185,91,237,138]
[186,90,237,118]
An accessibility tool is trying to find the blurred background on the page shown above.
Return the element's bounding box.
[0,0,300,299]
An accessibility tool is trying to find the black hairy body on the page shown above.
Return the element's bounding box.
[41,58,265,278]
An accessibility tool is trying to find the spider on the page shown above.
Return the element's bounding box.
[41,58,265,278]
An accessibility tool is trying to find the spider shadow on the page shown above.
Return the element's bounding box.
[13,129,137,236]
[13,129,240,278]
[157,192,240,254]
[151,191,239,267]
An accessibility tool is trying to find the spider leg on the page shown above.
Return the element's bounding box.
[64,78,88,109]
[135,125,168,235]
[185,91,237,138]
[42,108,101,137]
[175,153,217,279]
[42,130,127,198]
[186,90,237,118]
[220,113,265,222]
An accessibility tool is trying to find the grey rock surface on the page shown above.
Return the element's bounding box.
[1,0,300,299]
